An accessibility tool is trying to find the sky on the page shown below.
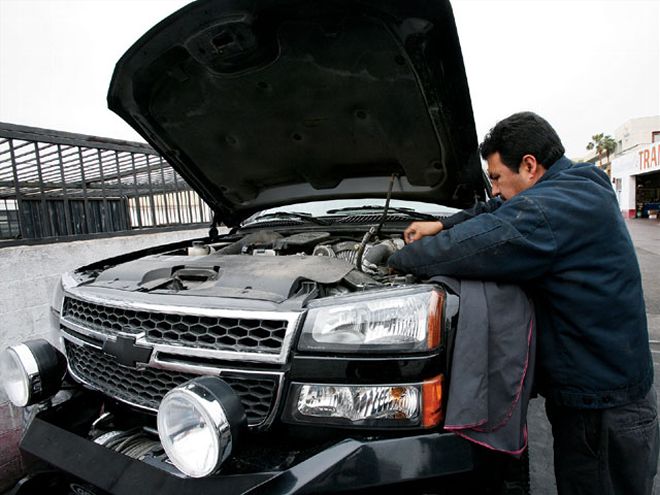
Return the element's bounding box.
[0,0,658,160]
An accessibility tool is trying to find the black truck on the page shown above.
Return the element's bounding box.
[2,1,529,493]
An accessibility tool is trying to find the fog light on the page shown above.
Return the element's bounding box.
[0,339,67,407]
[157,377,246,478]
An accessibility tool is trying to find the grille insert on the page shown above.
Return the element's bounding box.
[65,341,278,426]
[62,297,289,354]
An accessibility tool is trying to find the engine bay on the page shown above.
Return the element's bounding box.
[82,230,415,307]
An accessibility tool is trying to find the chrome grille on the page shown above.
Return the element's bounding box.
[62,296,289,354]
[65,341,279,426]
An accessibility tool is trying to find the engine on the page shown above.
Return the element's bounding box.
[195,231,405,275]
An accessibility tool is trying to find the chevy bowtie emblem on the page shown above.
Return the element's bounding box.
[102,335,153,368]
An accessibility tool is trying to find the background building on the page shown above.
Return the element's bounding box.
[610,116,660,218]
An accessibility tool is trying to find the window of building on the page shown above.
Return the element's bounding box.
[652,131,660,143]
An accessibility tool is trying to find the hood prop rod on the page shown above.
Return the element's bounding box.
[356,174,397,272]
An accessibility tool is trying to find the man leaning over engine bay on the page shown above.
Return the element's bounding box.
[388,111,659,495]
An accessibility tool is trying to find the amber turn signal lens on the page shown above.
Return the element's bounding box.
[426,290,444,350]
[422,374,444,428]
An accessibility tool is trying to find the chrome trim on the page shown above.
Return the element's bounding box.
[150,355,285,430]
[60,318,135,344]
[146,341,295,365]
[158,386,232,477]
[5,344,40,407]
[151,352,281,377]
[12,344,40,379]
[262,373,285,430]
[63,339,284,429]
[61,329,103,351]
[62,290,302,364]
[61,271,80,291]
[66,362,161,415]
[60,290,294,428]
[53,271,79,315]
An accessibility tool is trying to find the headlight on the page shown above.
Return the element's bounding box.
[298,287,444,353]
[0,340,67,407]
[284,375,443,428]
[157,377,246,478]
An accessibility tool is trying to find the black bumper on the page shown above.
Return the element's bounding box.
[16,397,475,495]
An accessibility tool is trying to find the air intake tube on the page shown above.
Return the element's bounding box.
[361,239,405,273]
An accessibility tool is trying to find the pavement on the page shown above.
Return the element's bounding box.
[529,217,660,494]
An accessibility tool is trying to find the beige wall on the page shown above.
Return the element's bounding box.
[0,226,221,488]
[615,116,660,154]
[0,228,213,355]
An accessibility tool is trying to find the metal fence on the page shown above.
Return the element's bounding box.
[0,123,213,245]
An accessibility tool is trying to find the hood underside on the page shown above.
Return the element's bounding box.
[108,0,485,226]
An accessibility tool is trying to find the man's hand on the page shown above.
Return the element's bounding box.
[403,221,443,244]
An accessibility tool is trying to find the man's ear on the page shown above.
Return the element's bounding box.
[519,154,544,180]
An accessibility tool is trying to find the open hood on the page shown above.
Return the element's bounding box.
[108,0,485,227]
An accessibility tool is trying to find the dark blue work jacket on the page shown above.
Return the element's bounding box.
[388,156,652,408]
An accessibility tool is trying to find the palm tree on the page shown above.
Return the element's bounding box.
[586,133,617,169]
[587,133,605,167]
[602,135,617,164]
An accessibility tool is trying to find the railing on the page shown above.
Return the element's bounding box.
[0,123,213,245]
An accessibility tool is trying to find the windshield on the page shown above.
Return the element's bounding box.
[245,199,458,224]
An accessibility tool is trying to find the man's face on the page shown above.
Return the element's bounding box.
[486,152,543,201]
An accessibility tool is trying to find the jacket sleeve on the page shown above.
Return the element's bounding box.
[388,195,556,282]
[441,197,503,229]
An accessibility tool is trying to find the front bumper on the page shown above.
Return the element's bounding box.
[15,394,475,494]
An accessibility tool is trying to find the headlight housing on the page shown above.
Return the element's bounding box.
[298,286,444,353]
[0,340,67,407]
[157,377,246,478]
[284,375,443,428]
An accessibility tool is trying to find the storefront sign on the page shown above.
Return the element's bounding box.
[637,142,660,173]
[613,142,660,178]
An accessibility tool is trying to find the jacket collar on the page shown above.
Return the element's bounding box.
[537,156,572,184]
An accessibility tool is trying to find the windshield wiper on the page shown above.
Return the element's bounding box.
[244,211,331,226]
[326,205,439,221]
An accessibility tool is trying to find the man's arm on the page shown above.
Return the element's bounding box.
[389,195,556,282]
[441,197,504,229]
[404,198,503,243]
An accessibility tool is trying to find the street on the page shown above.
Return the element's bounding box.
[529,218,660,494]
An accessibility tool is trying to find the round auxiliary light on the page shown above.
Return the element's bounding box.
[157,376,246,478]
[0,339,67,407]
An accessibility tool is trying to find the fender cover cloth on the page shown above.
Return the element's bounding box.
[435,277,535,455]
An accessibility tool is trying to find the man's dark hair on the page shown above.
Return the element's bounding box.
[479,111,565,172]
